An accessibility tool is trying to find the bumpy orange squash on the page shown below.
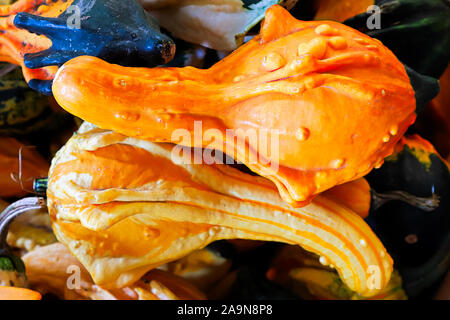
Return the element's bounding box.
[52,5,416,206]
[47,123,393,297]
[0,136,49,197]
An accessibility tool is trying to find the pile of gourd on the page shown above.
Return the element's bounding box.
[0,0,449,300]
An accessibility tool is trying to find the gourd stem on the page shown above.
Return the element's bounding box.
[33,177,48,196]
[371,190,440,212]
[0,197,46,250]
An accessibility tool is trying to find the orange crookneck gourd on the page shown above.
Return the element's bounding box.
[47,122,393,297]
[52,5,416,206]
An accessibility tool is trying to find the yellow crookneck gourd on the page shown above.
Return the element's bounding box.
[47,123,393,297]
[52,5,416,206]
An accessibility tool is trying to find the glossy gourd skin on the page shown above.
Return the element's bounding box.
[52,5,416,206]
[47,123,393,297]
[0,0,175,94]
[366,134,450,298]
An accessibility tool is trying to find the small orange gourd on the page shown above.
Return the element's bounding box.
[0,136,49,197]
[0,286,41,300]
[52,5,416,206]
[323,178,371,219]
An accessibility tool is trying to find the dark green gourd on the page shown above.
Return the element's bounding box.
[344,0,450,79]
[366,135,450,298]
